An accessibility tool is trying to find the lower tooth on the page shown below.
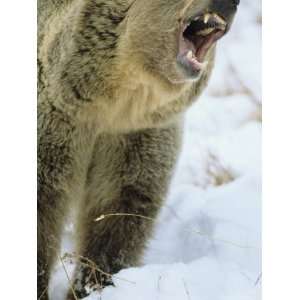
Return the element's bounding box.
[197,28,215,36]
[186,50,193,59]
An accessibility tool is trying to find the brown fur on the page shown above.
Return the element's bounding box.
[38,1,237,299]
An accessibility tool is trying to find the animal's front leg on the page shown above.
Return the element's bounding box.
[68,185,162,299]
[38,103,78,300]
[68,124,181,299]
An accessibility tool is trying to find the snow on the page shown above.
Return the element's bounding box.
[50,1,261,299]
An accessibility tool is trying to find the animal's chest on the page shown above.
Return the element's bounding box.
[65,133,126,208]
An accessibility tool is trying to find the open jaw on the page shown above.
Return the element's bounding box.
[177,12,227,77]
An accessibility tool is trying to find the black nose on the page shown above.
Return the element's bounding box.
[209,0,238,24]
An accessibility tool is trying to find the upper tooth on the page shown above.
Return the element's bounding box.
[212,13,227,26]
[203,13,211,24]
[184,22,191,31]
[197,27,215,36]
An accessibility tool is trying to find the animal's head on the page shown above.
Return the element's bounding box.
[119,0,239,84]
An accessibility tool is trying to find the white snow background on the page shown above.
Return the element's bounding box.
[50,1,262,299]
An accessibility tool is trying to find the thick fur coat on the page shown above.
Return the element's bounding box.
[38,1,237,299]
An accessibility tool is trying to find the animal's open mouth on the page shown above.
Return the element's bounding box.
[178,12,227,75]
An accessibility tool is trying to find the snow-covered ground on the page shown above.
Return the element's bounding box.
[50,1,261,299]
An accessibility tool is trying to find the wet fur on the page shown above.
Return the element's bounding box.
[38,1,217,299]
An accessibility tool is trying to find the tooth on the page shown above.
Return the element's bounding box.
[212,13,227,26]
[216,23,226,31]
[186,50,193,59]
[184,22,191,31]
[197,27,215,36]
[203,13,210,24]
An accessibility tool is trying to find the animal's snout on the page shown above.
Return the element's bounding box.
[208,0,239,23]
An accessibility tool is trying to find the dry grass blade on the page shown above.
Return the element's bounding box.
[64,253,136,285]
[95,210,258,250]
[58,254,79,300]
[94,213,155,222]
[206,153,235,187]
[165,206,259,250]
[254,272,262,286]
[187,228,259,250]
[156,275,162,300]
[182,278,191,300]
[38,286,48,300]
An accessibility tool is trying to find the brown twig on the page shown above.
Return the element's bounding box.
[64,252,136,285]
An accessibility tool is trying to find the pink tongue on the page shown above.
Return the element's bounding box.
[196,30,224,62]
[196,34,216,62]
